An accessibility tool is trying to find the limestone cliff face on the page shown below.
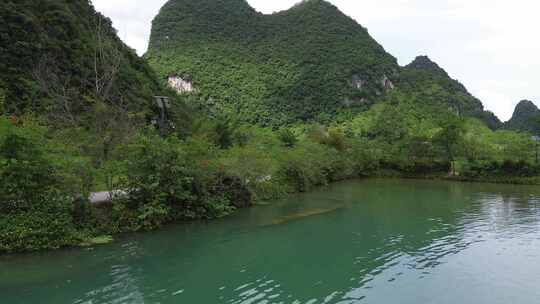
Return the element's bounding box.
[168,75,195,94]
[351,74,366,90]
[381,75,395,91]
[351,74,394,93]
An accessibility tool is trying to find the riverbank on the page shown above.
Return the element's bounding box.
[3,115,540,255]
[7,171,540,256]
[7,172,540,257]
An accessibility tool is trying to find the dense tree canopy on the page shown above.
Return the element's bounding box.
[147,0,503,129]
[0,0,161,117]
[397,56,502,129]
[146,0,399,126]
[504,100,540,133]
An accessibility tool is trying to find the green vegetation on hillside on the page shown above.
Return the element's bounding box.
[397,56,501,129]
[147,1,500,128]
[0,0,194,170]
[504,100,540,133]
[0,0,161,117]
[146,0,399,125]
[3,91,539,253]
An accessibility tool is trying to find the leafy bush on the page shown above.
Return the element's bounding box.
[343,139,380,176]
[276,142,332,192]
[462,159,540,178]
[189,116,245,149]
[0,196,78,252]
[115,132,243,231]
[400,160,451,174]
[307,125,347,151]
[0,118,83,252]
[277,128,298,148]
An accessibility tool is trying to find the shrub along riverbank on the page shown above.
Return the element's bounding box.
[2,97,540,254]
[0,117,376,253]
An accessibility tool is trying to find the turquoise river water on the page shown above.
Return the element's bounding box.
[1,178,540,303]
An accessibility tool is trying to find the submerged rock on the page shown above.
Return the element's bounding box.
[80,235,114,247]
[270,206,344,225]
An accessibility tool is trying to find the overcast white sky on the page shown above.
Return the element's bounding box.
[92,0,539,121]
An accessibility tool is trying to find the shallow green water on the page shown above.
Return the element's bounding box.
[2,179,540,304]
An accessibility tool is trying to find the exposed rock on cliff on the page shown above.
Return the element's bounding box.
[168,75,195,94]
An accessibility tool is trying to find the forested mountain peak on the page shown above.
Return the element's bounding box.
[398,55,502,129]
[402,55,469,96]
[147,0,505,129]
[505,100,540,133]
[147,0,398,125]
[513,99,539,114]
[287,0,340,12]
[151,0,258,44]
[405,56,448,75]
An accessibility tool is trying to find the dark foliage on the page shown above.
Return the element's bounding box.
[504,100,540,133]
[146,0,399,126]
[0,121,81,253]
[397,56,502,129]
[0,0,161,117]
[462,160,540,178]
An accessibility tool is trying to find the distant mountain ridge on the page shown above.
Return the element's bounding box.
[398,55,502,129]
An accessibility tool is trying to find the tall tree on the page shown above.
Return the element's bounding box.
[435,115,465,175]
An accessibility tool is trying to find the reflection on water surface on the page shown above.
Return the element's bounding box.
[2,179,540,304]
